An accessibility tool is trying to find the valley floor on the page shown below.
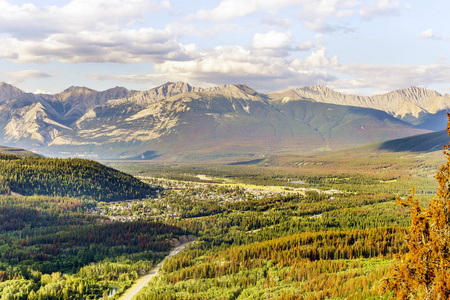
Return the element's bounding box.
[0,150,440,299]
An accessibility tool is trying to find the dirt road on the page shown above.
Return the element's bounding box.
[119,242,193,300]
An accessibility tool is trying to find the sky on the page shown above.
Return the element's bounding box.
[0,0,449,95]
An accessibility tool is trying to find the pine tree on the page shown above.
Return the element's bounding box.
[382,113,450,299]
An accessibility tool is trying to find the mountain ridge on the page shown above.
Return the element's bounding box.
[0,81,445,160]
[268,85,449,122]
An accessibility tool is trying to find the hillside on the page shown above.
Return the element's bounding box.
[377,129,449,152]
[0,154,154,201]
[0,145,39,157]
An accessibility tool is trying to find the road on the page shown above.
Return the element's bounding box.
[119,242,193,300]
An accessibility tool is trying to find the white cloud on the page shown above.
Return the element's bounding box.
[304,47,339,68]
[298,0,359,32]
[89,43,340,92]
[88,73,175,86]
[333,63,450,91]
[261,16,292,28]
[359,0,400,20]
[191,0,361,33]
[417,29,435,39]
[299,0,359,20]
[252,31,292,49]
[168,22,243,39]
[0,28,198,64]
[0,70,54,84]
[298,41,315,51]
[0,0,170,38]
[304,20,337,33]
[417,29,450,41]
[0,0,185,64]
[88,38,450,95]
[33,89,50,94]
[191,0,301,22]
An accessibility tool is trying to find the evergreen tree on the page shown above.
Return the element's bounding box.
[383,113,450,299]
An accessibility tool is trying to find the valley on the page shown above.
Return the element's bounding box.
[0,138,446,299]
[2,0,448,298]
[0,82,449,299]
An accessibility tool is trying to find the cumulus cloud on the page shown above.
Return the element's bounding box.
[417,29,435,39]
[304,47,339,68]
[332,63,450,92]
[417,29,450,41]
[298,41,315,51]
[33,89,51,94]
[359,0,400,20]
[0,70,54,84]
[297,0,359,32]
[0,0,184,64]
[88,36,450,95]
[0,0,170,38]
[252,31,292,49]
[191,0,301,22]
[89,42,341,92]
[192,0,400,33]
[0,28,200,64]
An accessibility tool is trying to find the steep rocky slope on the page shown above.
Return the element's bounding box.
[46,83,429,159]
[268,85,450,130]
[0,82,442,160]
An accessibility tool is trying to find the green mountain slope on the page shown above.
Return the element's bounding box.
[0,154,153,201]
[377,129,449,152]
[271,99,429,149]
[0,145,40,157]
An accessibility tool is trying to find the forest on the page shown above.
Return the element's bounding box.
[0,154,154,201]
[0,147,444,299]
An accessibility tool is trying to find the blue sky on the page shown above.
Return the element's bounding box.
[0,0,449,95]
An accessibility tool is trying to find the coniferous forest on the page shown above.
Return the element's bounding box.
[0,154,154,201]
[0,145,445,299]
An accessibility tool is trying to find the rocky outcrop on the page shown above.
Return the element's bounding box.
[0,82,25,101]
[269,85,449,119]
[169,235,196,247]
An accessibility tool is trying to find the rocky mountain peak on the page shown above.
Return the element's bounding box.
[0,82,25,101]
[105,82,202,109]
[62,86,96,95]
[203,84,264,101]
[157,81,200,95]
[233,84,258,95]
[300,85,344,97]
[389,86,442,102]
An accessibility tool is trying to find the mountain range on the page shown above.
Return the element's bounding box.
[0,81,448,160]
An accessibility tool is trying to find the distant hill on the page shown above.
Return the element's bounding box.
[0,154,154,201]
[0,81,446,160]
[0,145,40,157]
[377,130,449,152]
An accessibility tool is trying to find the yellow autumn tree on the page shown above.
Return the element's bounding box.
[382,113,450,299]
